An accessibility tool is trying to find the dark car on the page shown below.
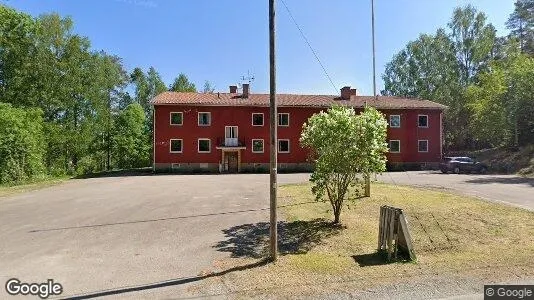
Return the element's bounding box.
[440,157,488,174]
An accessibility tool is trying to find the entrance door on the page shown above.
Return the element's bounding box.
[225,126,238,147]
[226,152,238,173]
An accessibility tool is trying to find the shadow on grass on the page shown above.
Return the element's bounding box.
[352,251,413,267]
[214,219,343,258]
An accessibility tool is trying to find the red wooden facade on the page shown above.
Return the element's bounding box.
[152,87,446,173]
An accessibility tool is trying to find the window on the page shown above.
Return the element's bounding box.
[252,139,264,153]
[278,113,289,126]
[170,139,183,153]
[170,112,183,125]
[252,113,264,126]
[389,115,400,128]
[418,140,428,152]
[198,112,211,126]
[198,139,211,153]
[278,139,290,153]
[389,140,400,153]
[418,115,428,128]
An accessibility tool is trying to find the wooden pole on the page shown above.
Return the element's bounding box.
[269,0,278,262]
[365,0,377,197]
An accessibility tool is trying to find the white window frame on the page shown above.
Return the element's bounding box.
[418,140,429,153]
[198,112,211,126]
[278,139,290,153]
[251,113,264,126]
[197,138,211,153]
[169,112,183,126]
[251,139,264,153]
[389,115,400,128]
[389,140,400,153]
[278,113,289,127]
[418,114,429,128]
[169,139,183,153]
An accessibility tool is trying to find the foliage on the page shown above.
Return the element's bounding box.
[202,80,215,93]
[0,103,45,183]
[506,0,534,55]
[112,103,150,169]
[381,3,534,150]
[300,106,388,224]
[169,73,196,92]
[467,48,534,147]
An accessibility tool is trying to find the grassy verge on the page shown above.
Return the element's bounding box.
[197,182,534,297]
[0,176,70,198]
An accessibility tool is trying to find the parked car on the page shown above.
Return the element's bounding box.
[440,157,488,174]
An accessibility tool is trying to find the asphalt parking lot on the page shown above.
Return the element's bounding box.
[378,171,534,211]
[0,172,531,298]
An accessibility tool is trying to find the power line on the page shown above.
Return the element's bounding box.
[279,0,338,94]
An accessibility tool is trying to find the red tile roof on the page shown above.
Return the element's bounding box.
[150,92,447,110]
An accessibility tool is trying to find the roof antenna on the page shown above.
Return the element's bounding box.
[239,70,255,90]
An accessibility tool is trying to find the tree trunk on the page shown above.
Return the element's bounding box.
[333,204,341,224]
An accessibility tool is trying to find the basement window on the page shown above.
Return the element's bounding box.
[170,112,183,125]
[389,140,400,153]
[278,139,290,153]
[252,113,264,126]
[170,139,183,153]
[418,115,428,128]
[418,140,428,152]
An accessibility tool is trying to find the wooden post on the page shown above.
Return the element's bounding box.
[269,0,278,262]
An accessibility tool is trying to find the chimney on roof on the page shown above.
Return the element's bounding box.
[340,86,351,100]
[242,83,250,98]
[350,88,358,96]
[229,85,238,93]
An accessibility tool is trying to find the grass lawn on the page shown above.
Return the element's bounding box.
[197,182,534,297]
[0,176,69,198]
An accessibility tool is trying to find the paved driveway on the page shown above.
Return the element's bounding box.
[378,171,534,211]
[1,172,532,298]
[0,174,308,299]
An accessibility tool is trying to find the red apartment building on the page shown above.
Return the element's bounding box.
[151,84,447,173]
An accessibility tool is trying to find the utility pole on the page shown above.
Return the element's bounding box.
[365,0,377,197]
[269,0,278,262]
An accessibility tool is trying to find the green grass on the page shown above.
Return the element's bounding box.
[0,176,69,198]
[196,182,534,296]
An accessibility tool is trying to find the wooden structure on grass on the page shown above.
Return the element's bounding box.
[378,205,416,261]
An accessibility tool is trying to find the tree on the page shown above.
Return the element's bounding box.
[300,106,388,224]
[202,80,215,93]
[449,5,496,86]
[112,103,150,169]
[0,103,45,183]
[467,47,534,147]
[169,73,196,92]
[506,0,534,55]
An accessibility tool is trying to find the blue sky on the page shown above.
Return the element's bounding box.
[2,0,515,95]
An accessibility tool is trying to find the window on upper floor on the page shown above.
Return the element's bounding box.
[198,112,211,126]
[418,115,428,128]
[252,113,264,126]
[170,112,183,125]
[252,139,264,153]
[418,140,428,152]
[389,115,400,128]
[278,139,290,153]
[170,139,183,153]
[389,140,400,153]
[278,113,289,127]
